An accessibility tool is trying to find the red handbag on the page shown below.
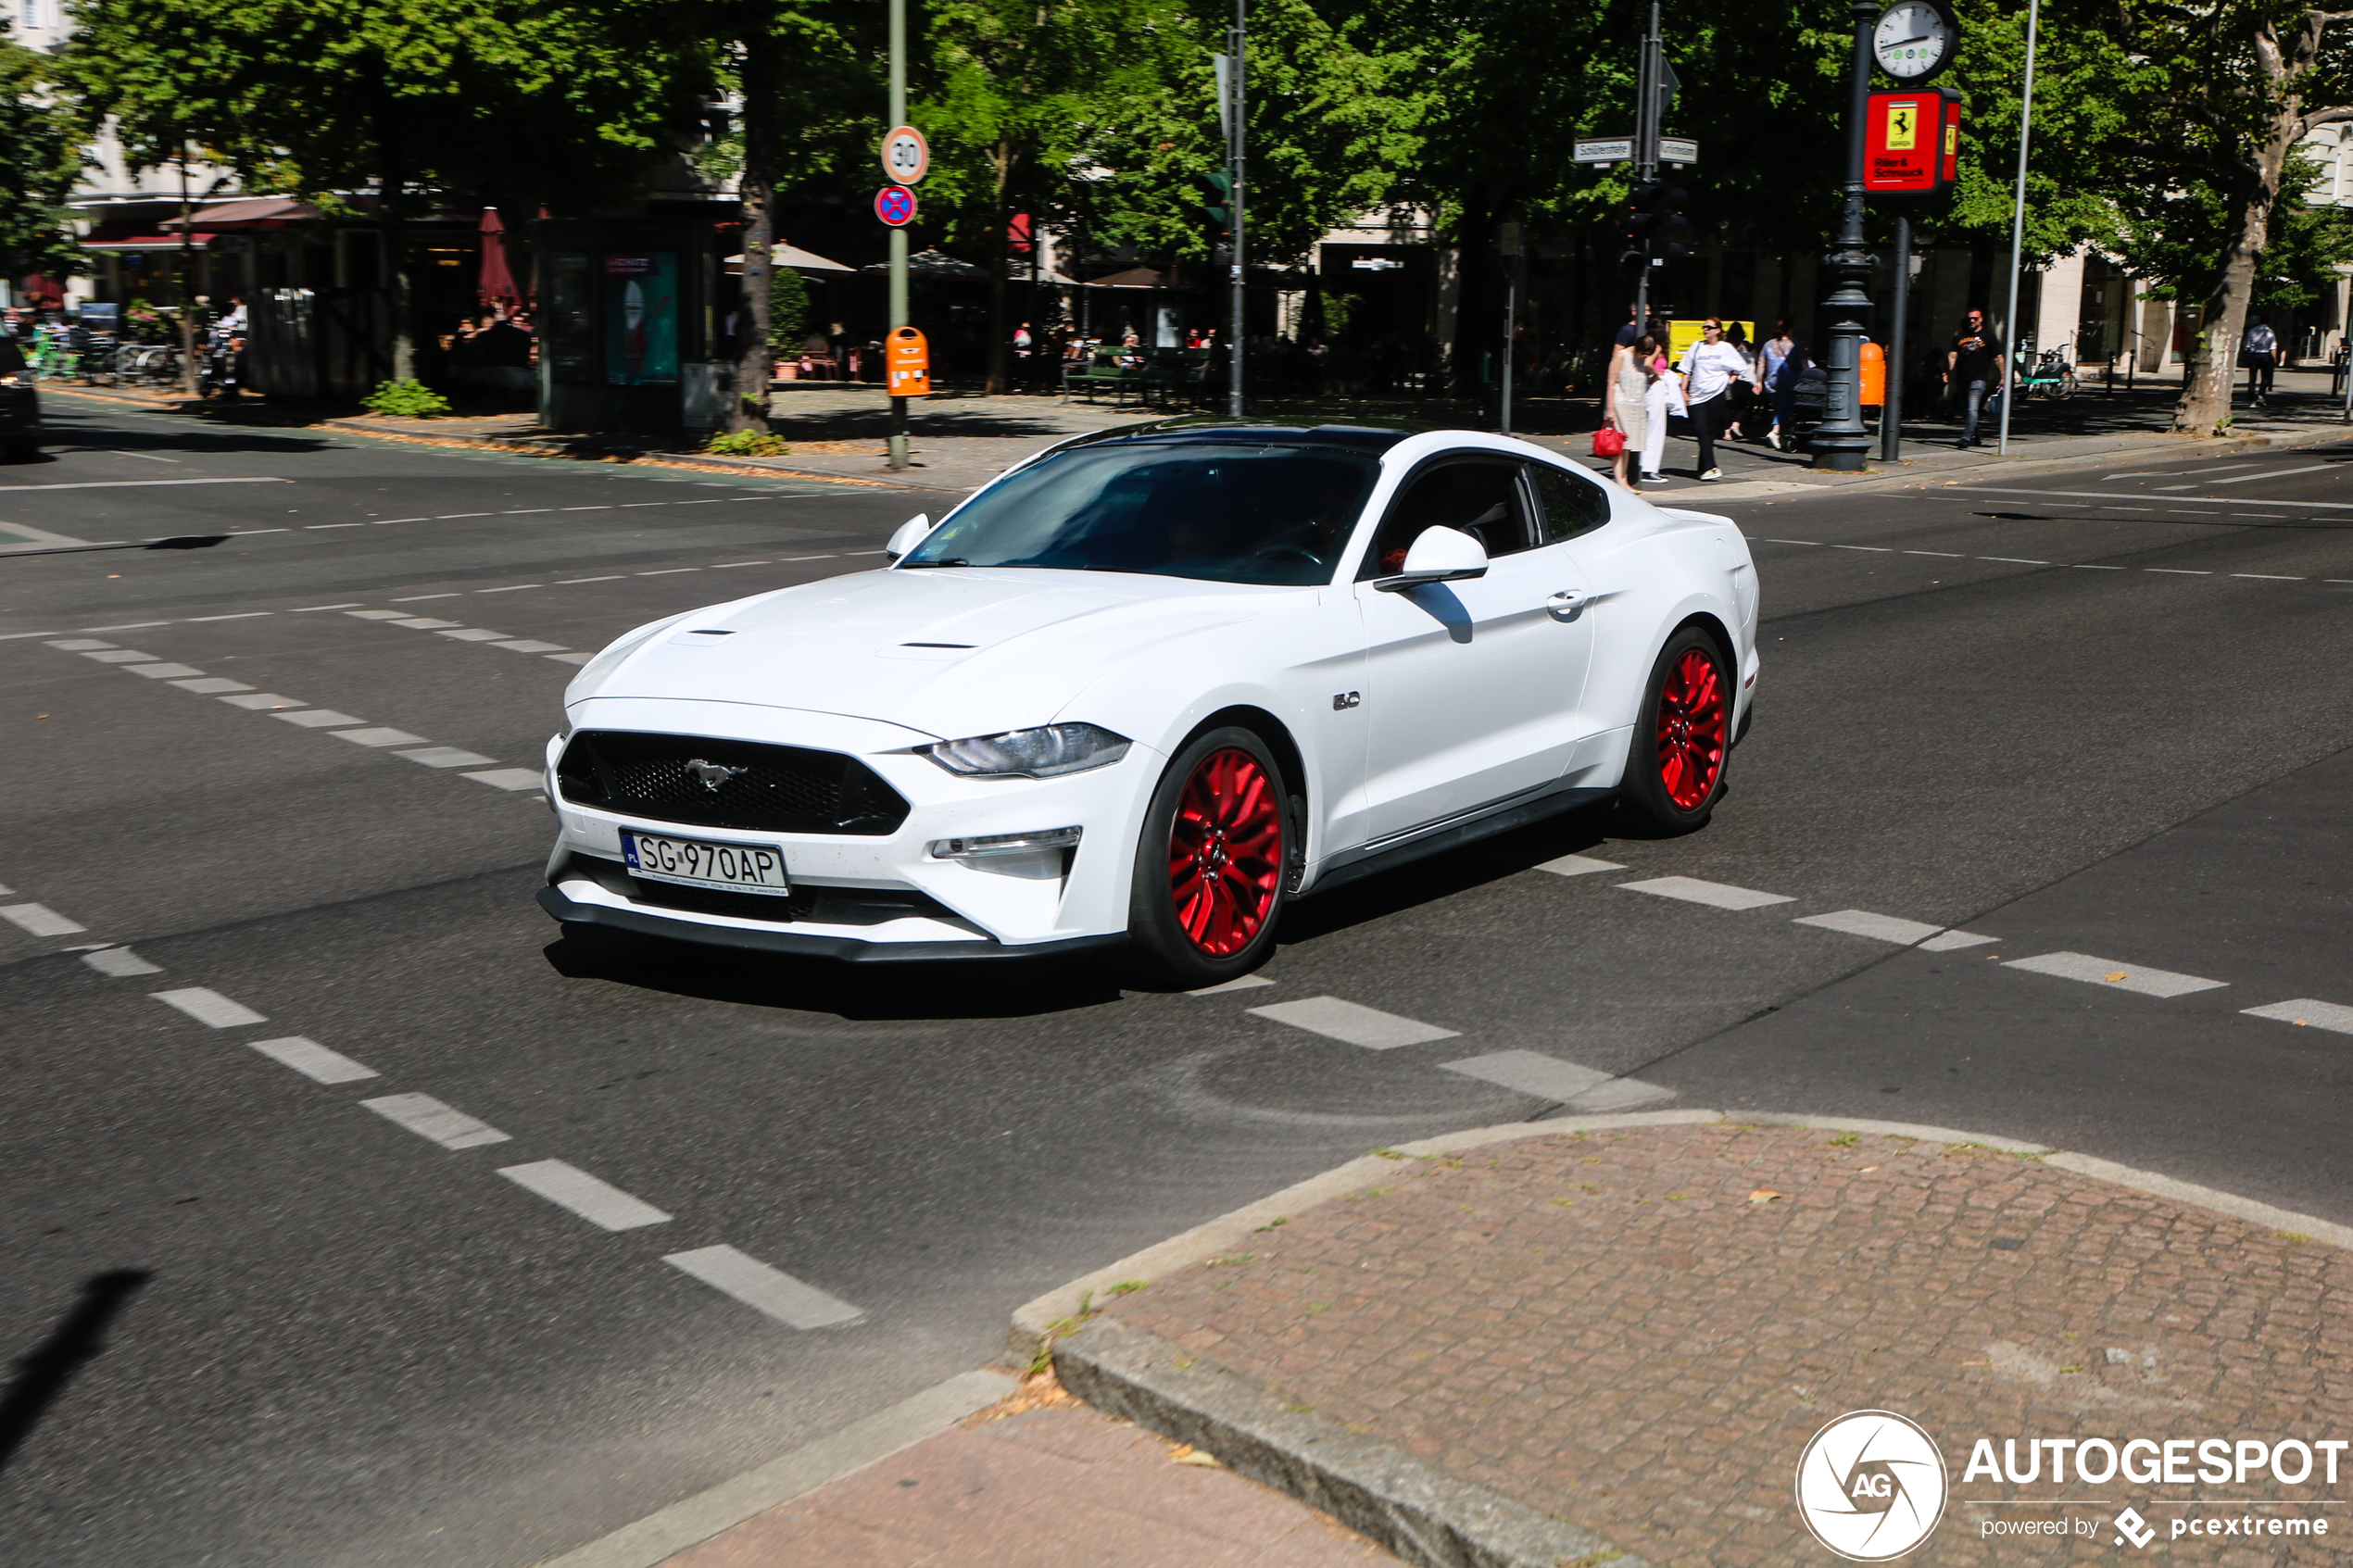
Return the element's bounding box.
[1591,426,1626,458]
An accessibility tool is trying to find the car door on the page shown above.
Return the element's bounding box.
[1353,456,1596,841]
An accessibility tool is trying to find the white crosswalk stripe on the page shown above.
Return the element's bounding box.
[2241,999,2353,1035]
[2005,951,2227,998]
[1248,997,1459,1049]
[663,1245,865,1329]
[1619,875,1794,910]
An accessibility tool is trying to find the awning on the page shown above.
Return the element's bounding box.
[82,222,216,252]
[724,245,855,274]
[1085,266,1178,289]
[158,197,317,231]
[862,247,988,279]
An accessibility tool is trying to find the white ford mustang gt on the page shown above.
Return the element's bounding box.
[538,418,1758,985]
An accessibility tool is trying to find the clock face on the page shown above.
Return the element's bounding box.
[1874,0,1953,79]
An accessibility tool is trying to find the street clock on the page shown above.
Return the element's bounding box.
[1873,0,1957,82]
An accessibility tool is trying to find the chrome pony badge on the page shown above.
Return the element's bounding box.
[685,759,748,792]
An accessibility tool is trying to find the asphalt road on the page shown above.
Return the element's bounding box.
[4,393,2349,1567]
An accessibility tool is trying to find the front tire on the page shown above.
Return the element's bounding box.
[1618,627,1732,834]
[1124,726,1289,986]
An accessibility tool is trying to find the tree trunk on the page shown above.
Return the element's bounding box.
[732,29,782,433]
[984,141,1013,395]
[2171,73,2307,434]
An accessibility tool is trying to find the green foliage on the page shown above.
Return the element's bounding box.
[361,378,451,418]
[703,428,791,456]
[0,24,88,281]
[2121,156,2353,314]
[765,266,810,353]
[55,0,708,214]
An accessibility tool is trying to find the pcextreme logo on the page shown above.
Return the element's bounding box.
[1795,1411,1950,1561]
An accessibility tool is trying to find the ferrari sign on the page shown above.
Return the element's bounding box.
[1866,88,1962,195]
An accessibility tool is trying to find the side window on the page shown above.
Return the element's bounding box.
[1357,461,1535,578]
[1527,461,1613,543]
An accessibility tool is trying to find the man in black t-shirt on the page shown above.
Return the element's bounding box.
[1946,309,2002,447]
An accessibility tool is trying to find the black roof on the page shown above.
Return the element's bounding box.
[1050,414,1430,458]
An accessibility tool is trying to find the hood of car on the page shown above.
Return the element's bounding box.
[575,566,1283,740]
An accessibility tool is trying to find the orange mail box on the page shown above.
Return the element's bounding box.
[1860,341,1885,409]
[887,327,930,396]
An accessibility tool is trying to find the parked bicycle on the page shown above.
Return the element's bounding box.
[111,343,182,390]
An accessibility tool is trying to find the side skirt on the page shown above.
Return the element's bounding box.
[1298,780,1615,899]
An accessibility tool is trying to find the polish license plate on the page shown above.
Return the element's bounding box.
[621,829,790,895]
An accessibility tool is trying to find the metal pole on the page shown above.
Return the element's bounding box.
[1881,214,1909,461]
[1633,3,1659,329]
[1500,274,1515,435]
[1811,0,1878,470]
[1227,0,1246,417]
[887,0,911,470]
[1996,0,2039,456]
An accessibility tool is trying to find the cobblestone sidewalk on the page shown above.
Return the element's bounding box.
[1082,1123,2353,1565]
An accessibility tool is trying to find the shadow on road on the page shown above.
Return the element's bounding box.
[0,1268,151,1478]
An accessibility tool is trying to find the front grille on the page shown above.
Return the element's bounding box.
[557,730,909,835]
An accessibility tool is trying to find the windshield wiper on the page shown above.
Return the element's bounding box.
[899,557,975,569]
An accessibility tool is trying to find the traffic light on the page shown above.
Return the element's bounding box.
[1625,182,1690,270]
[1192,169,1233,252]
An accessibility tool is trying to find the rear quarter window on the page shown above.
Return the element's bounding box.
[1527,460,1612,543]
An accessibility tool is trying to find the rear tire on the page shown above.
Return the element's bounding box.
[1618,626,1733,834]
[1122,726,1290,987]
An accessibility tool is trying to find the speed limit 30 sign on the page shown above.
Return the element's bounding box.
[881,125,929,185]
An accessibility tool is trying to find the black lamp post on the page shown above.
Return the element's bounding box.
[1812,0,1881,471]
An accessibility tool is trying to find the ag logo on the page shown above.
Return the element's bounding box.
[1795,1411,1947,1561]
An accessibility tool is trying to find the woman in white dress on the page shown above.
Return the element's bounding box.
[1603,333,1655,489]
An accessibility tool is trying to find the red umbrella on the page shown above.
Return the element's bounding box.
[477,208,518,306]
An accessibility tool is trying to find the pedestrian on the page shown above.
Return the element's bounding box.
[1945,308,2002,448]
[1013,320,1033,358]
[1642,337,1680,483]
[2242,315,2277,404]
[1722,320,1756,441]
[1756,320,1796,449]
[1604,332,1657,490]
[1676,319,1746,482]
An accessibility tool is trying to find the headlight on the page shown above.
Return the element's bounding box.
[925,722,1131,779]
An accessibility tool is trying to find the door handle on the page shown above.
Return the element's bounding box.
[1547,589,1593,616]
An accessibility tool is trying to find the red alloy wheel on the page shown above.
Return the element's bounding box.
[1655,646,1728,810]
[1167,747,1284,958]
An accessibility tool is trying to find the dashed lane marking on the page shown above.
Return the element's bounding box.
[498,1159,672,1231]
[2,902,86,936]
[2243,999,2353,1035]
[126,662,204,679]
[346,608,409,620]
[81,947,160,977]
[546,652,594,666]
[362,1093,512,1150]
[392,617,461,628]
[476,583,540,593]
[1618,875,1795,911]
[293,602,363,611]
[248,1035,378,1084]
[1188,974,1277,996]
[396,746,498,769]
[558,575,624,583]
[2005,951,2228,998]
[1794,909,1943,945]
[2204,463,2335,484]
[273,709,362,727]
[465,768,546,791]
[1955,484,2353,510]
[1918,929,2000,951]
[170,678,253,694]
[1441,1049,1676,1112]
[434,628,510,641]
[1249,996,1459,1049]
[44,638,115,650]
[152,987,268,1027]
[220,693,302,709]
[664,1245,865,1330]
[1537,854,1626,877]
[332,727,428,747]
[492,639,567,653]
[82,648,157,662]
[186,611,272,621]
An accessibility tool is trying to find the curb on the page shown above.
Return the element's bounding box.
[307,417,914,489]
[531,1367,1017,1568]
[1020,1110,2353,1568]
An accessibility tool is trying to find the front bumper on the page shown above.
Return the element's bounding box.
[540,699,1158,957]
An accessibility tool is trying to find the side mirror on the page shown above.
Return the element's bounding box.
[1374,525,1489,593]
[884,513,933,562]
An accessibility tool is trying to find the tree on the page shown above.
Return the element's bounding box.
[58,0,706,380]
[2090,0,2353,433]
[0,23,85,288]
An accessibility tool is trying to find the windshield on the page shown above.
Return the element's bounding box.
[900,442,1380,586]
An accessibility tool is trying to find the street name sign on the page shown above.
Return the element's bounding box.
[1574,138,1633,164]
